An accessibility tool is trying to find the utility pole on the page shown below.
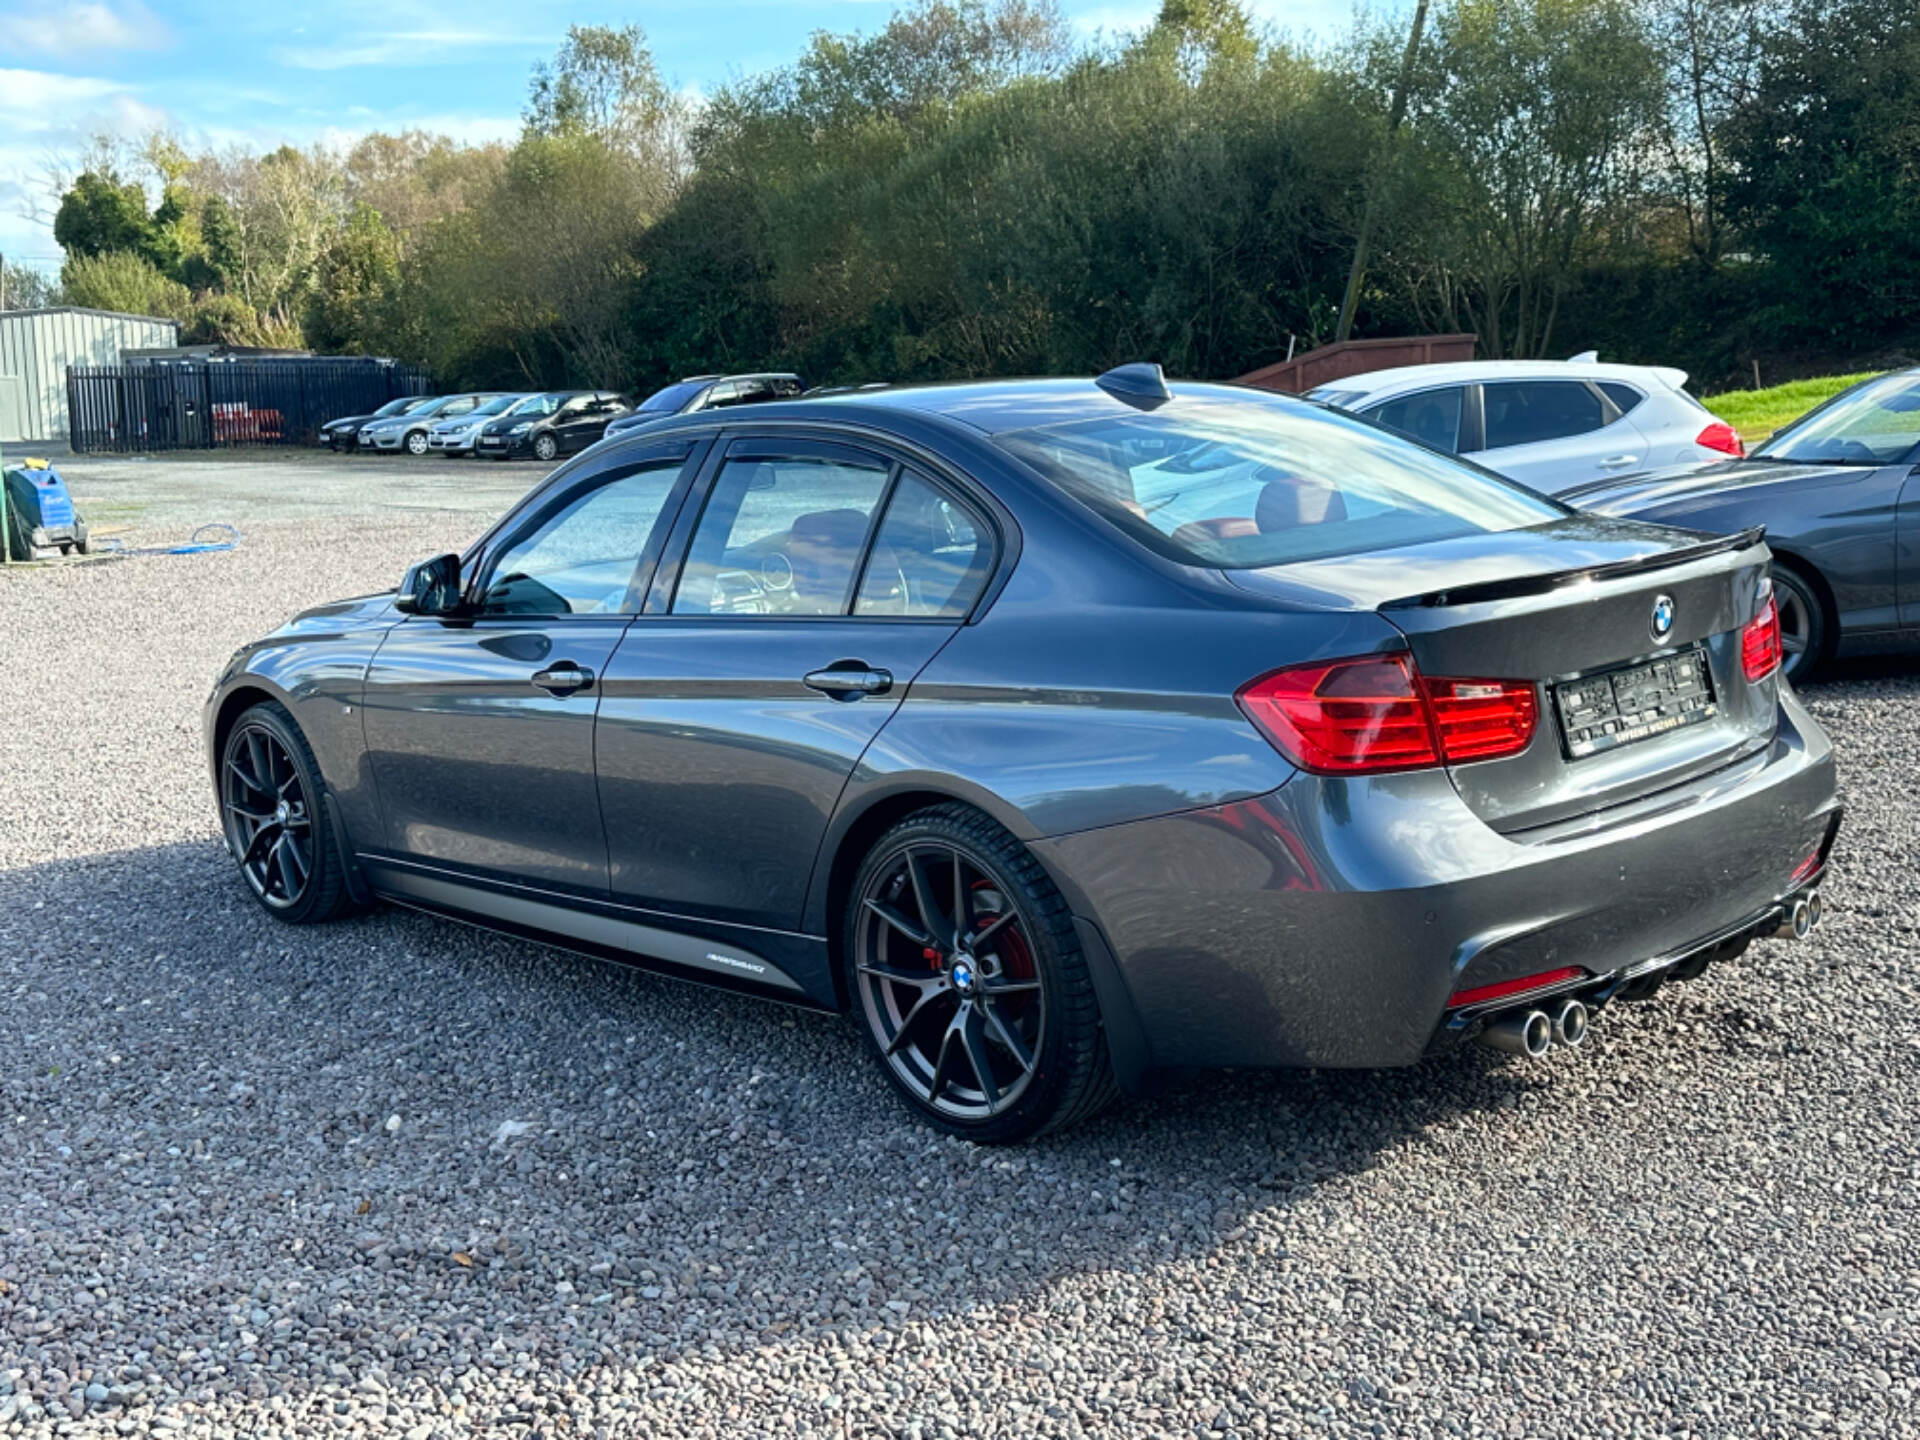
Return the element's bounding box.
[1334,0,1429,344]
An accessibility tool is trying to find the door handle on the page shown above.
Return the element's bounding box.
[803,664,893,699]
[1600,454,1641,468]
[531,662,595,696]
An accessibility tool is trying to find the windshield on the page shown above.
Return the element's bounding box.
[1758,372,1920,464]
[997,395,1568,569]
[638,380,709,414]
[467,394,520,418]
[372,396,418,417]
[503,393,551,416]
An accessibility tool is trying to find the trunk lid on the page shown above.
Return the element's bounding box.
[1227,516,1779,832]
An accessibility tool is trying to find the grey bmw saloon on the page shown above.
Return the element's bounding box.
[205,366,1842,1142]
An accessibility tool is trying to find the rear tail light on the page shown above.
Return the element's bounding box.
[1422,677,1540,762]
[1696,421,1746,458]
[1237,653,1538,774]
[1741,593,1782,682]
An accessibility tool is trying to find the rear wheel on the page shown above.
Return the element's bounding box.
[219,702,352,924]
[846,805,1116,1143]
[1771,562,1827,685]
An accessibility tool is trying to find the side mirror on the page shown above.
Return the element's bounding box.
[395,553,465,616]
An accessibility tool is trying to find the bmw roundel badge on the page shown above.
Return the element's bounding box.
[1650,593,1676,642]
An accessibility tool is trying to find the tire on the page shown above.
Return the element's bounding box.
[405,430,429,456]
[532,433,558,462]
[1770,562,1827,686]
[218,702,354,925]
[844,804,1118,1144]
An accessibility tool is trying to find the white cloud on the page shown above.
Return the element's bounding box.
[274,29,555,71]
[0,69,171,268]
[4,0,171,57]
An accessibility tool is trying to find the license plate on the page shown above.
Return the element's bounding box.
[479,436,502,446]
[1553,646,1717,759]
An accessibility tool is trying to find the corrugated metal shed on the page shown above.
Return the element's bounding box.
[0,307,181,444]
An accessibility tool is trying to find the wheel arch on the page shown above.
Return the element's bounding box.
[809,782,1155,1094]
[1767,547,1837,659]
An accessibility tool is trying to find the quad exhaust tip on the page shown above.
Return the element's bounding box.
[1771,888,1820,941]
[1551,997,1589,1049]
[1480,1008,1553,1059]
[1478,996,1589,1059]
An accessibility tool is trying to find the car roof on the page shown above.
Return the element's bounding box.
[634,376,1317,438]
[1314,359,1689,397]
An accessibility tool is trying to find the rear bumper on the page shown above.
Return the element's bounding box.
[1033,688,1841,1071]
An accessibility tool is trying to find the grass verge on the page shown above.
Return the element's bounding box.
[1704,372,1879,444]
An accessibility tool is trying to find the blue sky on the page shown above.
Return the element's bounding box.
[0,0,1365,280]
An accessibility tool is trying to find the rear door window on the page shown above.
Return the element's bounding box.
[672,454,891,616]
[855,472,993,618]
[1363,387,1465,452]
[1481,381,1607,449]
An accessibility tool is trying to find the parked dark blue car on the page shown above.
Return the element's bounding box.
[1565,367,1920,684]
[205,367,1841,1141]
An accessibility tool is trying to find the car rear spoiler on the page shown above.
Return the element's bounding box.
[1379,526,1767,610]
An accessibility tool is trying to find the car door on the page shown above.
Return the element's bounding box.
[594,434,1000,930]
[556,395,617,453]
[359,440,702,895]
[1468,379,1631,492]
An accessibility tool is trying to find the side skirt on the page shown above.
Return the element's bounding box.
[360,857,833,1007]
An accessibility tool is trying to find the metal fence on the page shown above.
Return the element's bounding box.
[66,359,434,453]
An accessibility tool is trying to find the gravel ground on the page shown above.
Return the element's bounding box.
[1,497,1917,1438]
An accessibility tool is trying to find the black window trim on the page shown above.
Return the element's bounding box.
[641,427,1006,625]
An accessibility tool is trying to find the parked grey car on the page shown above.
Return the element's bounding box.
[1564,367,1920,684]
[205,367,1841,1142]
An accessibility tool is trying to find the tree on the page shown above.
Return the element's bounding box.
[307,203,402,353]
[58,250,190,320]
[526,24,684,204]
[1383,0,1666,356]
[0,260,59,310]
[1721,0,1920,341]
[53,171,158,262]
[1645,0,1773,267]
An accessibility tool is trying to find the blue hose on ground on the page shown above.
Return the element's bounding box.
[94,523,243,557]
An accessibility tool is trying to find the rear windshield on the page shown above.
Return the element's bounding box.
[637,380,709,414]
[997,395,1568,569]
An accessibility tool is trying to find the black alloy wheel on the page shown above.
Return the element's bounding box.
[220,703,350,923]
[533,432,559,462]
[847,806,1117,1142]
[1770,564,1825,685]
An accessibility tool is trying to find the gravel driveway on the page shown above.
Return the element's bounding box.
[1,495,1915,1438]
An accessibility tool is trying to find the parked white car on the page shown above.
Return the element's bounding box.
[425,393,530,456]
[1306,355,1744,495]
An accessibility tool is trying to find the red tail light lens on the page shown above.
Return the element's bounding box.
[1237,654,1439,773]
[1696,421,1746,457]
[1422,677,1540,762]
[1238,654,1538,774]
[1741,593,1782,682]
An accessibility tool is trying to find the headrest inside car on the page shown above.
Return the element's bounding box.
[1256,478,1348,532]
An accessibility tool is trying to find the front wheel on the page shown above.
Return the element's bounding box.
[219,702,353,924]
[532,433,558,462]
[1771,563,1827,686]
[405,430,429,456]
[846,805,1117,1143]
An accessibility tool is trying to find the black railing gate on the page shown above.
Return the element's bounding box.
[67,359,433,453]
